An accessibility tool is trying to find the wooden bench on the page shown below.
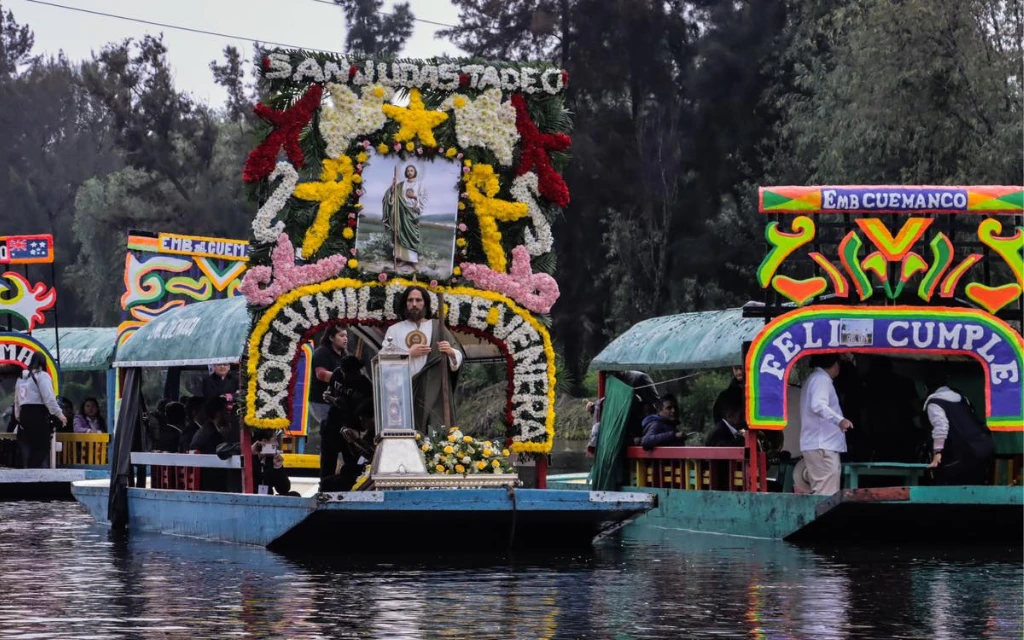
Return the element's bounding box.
[841,462,929,489]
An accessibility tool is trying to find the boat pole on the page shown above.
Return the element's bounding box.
[437,292,452,428]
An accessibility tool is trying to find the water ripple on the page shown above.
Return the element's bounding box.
[0,502,1020,639]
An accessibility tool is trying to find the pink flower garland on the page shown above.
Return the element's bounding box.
[239,233,347,307]
[460,245,560,314]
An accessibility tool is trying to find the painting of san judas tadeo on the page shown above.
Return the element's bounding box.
[355,153,461,278]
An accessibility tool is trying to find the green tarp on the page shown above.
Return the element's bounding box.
[589,376,634,491]
[589,308,764,371]
[32,327,118,372]
[113,296,250,368]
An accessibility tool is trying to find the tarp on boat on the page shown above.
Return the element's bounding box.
[589,376,636,492]
[590,308,764,371]
[32,327,118,371]
[114,296,249,367]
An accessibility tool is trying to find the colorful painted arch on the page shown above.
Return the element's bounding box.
[759,185,1023,215]
[0,332,60,394]
[744,306,1024,431]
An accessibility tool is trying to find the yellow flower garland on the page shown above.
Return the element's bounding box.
[381,88,448,147]
[463,163,530,272]
[294,156,356,257]
[245,278,557,453]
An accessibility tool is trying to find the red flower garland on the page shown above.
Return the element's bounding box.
[511,93,571,208]
[242,85,324,183]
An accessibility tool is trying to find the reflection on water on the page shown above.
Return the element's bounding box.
[0,502,1020,639]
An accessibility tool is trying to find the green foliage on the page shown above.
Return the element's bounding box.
[678,371,730,435]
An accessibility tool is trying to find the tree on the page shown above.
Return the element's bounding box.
[770,0,1023,185]
[443,0,788,391]
[70,37,255,323]
[210,45,252,126]
[335,0,414,56]
[0,3,33,78]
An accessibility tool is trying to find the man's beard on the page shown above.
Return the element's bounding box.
[406,307,425,322]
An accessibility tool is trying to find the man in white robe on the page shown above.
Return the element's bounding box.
[383,286,463,432]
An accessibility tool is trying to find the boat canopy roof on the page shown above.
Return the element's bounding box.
[32,327,118,372]
[590,308,764,372]
[113,295,508,369]
[114,296,249,368]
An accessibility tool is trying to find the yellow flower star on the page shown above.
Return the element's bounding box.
[382,88,448,147]
[294,156,356,257]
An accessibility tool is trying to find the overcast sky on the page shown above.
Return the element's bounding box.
[9,0,467,106]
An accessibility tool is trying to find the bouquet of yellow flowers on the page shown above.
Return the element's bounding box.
[419,428,515,475]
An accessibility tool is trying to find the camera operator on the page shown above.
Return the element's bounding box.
[250,432,295,496]
[320,355,373,481]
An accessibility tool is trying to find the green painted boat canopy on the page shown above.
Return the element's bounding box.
[32,327,118,372]
[590,308,765,371]
[113,296,250,368]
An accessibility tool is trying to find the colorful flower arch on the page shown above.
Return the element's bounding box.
[245,278,556,453]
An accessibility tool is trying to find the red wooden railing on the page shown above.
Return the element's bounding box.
[626,444,768,492]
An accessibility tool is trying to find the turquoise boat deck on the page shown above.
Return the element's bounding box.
[548,473,1023,543]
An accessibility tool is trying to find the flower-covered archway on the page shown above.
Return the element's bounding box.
[245,278,556,453]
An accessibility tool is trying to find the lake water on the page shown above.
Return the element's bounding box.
[0,501,1020,639]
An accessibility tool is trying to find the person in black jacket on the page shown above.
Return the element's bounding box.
[191,397,229,455]
[179,397,205,452]
[201,364,238,403]
[706,404,747,447]
[154,401,185,452]
[641,395,685,450]
[712,366,744,424]
[321,356,374,478]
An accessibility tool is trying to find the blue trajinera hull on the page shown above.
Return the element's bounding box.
[71,480,655,549]
[547,475,1023,543]
[0,469,109,501]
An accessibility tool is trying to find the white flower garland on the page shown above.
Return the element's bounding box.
[510,172,553,256]
[264,57,566,95]
[319,83,394,158]
[248,284,553,449]
[252,162,298,244]
[440,89,519,166]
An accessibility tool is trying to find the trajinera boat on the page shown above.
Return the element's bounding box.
[551,184,1023,544]
[71,51,654,549]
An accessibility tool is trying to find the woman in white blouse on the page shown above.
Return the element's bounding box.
[14,353,67,468]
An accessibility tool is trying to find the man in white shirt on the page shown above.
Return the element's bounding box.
[383,286,463,432]
[793,354,853,495]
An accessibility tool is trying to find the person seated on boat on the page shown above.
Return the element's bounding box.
[641,395,685,450]
[202,363,239,404]
[321,355,373,478]
[73,397,107,434]
[191,397,230,455]
[706,403,747,447]
[924,373,993,485]
[792,354,853,496]
[56,396,75,433]
[153,401,185,452]
[713,365,745,423]
[179,397,205,452]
